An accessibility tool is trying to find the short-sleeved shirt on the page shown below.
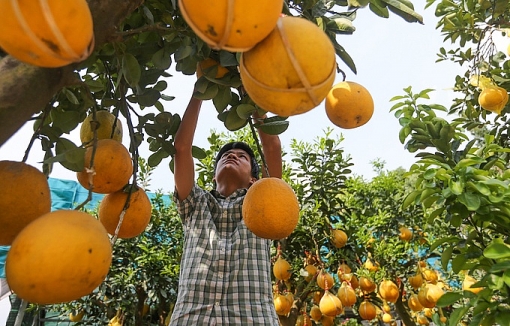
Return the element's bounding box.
[169,184,279,325]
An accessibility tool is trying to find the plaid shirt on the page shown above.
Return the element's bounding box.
[170,184,279,325]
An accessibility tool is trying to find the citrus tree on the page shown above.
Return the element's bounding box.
[387,0,510,324]
[45,163,183,326]
[0,0,440,324]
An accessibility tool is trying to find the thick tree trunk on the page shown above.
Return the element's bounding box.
[0,0,144,146]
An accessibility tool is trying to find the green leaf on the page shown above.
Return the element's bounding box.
[484,241,510,260]
[441,245,454,270]
[382,0,423,23]
[449,179,464,195]
[192,146,207,160]
[429,236,460,252]
[448,306,470,326]
[224,108,247,131]
[63,88,79,105]
[258,120,289,135]
[174,45,192,61]
[137,88,161,107]
[436,291,463,307]
[152,48,172,70]
[53,138,85,172]
[490,261,510,273]
[503,269,510,288]
[212,87,232,113]
[148,149,169,167]
[331,17,356,34]
[458,192,481,211]
[451,253,467,273]
[369,0,390,18]
[193,83,218,100]
[402,189,420,209]
[456,157,485,168]
[333,42,356,74]
[236,104,256,119]
[122,53,141,87]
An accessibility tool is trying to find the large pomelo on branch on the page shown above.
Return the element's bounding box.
[99,186,152,239]
[5,210,112,304]
[80,111,123,145]
[77,139,133,194]
[325,81,374,129]
[0,161,51,245]
[240,16,336,116]
[0,0,94,67]
[242,177,299,240]
[178,0,283,52]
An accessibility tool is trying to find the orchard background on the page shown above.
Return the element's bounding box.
[1,0,510,325]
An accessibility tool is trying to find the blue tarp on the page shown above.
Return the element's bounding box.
[0,177,172,278]
[0,246,7,278]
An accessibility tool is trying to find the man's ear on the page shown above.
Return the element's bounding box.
[248,177,257,186]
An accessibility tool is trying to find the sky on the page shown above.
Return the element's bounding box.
[0,4,488,195]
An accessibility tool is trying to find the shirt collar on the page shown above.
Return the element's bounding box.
[210,188,248,199]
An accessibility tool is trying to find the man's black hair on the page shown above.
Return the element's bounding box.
[214,142,260,179]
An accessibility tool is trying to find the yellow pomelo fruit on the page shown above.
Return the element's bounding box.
[364,258,379,272]
[240,16,336,116]
[408,293,424,312]
[359,276,376,293]
[0,161,51,245]
[80,111,123,145]
[69,310,85,322]
[338,262,352,274]
[274,293,291,316]
[337,282,357,307]
[321,315,335,326]
[462,274,484,294]
[478,85,508,114]
[331,229,348,248]
[399,226,413,241]
[417,283,444,308]
[422,268,438,283]
[196,58,230,79]
[242,177,300,240]
[77,139,133,194]
[178,0,282,52]
[358,300,377,320]
[310,305,322,321]
[417,315,430,325]
[5,210,112,304]
[409,273,423,290]
[304,264,318,282]
[382,313,392,323]
[325,81,374,129]
[0,0,94,67]
[98,186,152,239]
[296,314,312,326]
[382,302,391,313]
[350,274,359,289]
[379,280,400,303]
[273,256,292,281]
[319,290,343,317]
[317,270,335,290]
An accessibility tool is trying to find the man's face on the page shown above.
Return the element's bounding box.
[215,149,254,182]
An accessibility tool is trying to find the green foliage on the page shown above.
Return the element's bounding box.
[47,193,182,326]
[391,86,510,324]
